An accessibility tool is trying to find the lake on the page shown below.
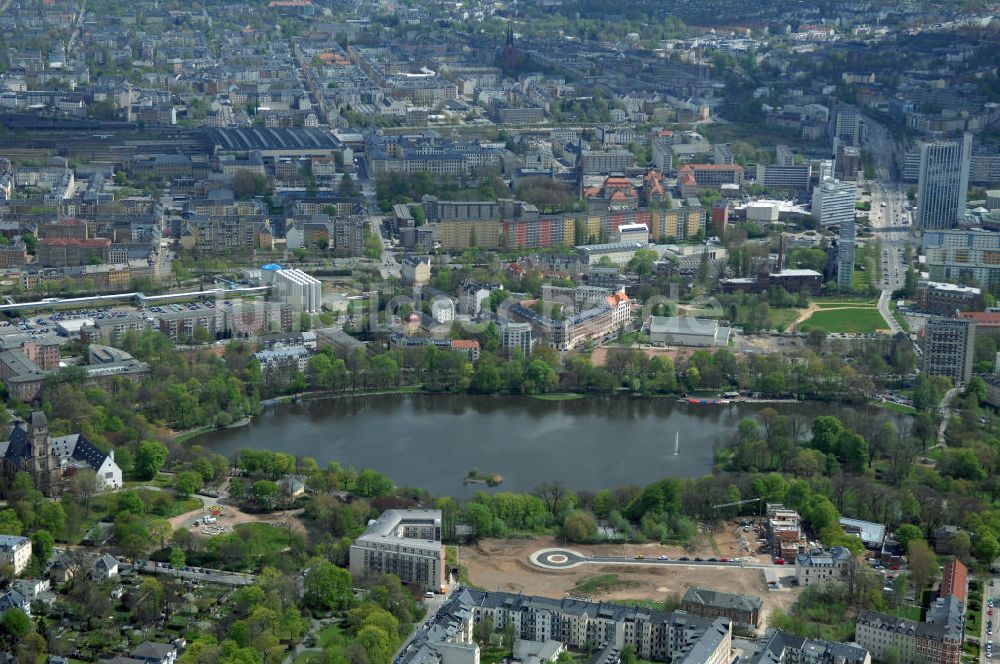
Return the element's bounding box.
[193,394,897,496]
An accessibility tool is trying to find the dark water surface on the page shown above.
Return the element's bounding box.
[194,394,893,496]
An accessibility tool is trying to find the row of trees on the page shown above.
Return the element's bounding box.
[259,329,912,402]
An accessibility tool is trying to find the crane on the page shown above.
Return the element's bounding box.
[712,497,762,511]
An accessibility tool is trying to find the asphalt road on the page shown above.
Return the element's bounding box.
[863,115,914,334]
[530,548,776,571]
[983,581,995,664]
[578,555,773,570]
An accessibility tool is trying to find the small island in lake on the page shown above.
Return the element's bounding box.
[465,469,504,486]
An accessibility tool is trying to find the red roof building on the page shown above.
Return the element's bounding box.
[958,311,1000,328]
[939,558,967,603]
[36,237,111,267]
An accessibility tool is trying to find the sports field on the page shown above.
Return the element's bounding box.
[797,307,887,334]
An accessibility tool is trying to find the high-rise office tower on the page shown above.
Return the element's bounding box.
[812,178,857,228]
[834,107,861,146]
[916,133,972,230]
[837,222,856,290]
[922,315,976,385]
[810,179,858,289]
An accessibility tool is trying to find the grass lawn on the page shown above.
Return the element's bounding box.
[968,607,981,635]
[895,605,922,621]
[124,472,174,489]
[234,522,297,558]
[164,497,204,518]
[317,624,345,649]
[293,652,323,664]
[480,648,509,664]
[700,123,820,150]
[880,401,917,415]
[811,298,879,307]
[574,574,640,595]
[890,301,911,333]
[769,307,803,332]
[174,425,216,444]
[798,307,886,334]
[612,331,650,346]
[532,393,587,401]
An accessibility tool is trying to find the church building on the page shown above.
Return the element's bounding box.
[0,411,123,497]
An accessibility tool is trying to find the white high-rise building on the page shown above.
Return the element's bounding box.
[811,178,857,227]
[264,267,322,313]
[916,133,972,230]
[812,179,857,289]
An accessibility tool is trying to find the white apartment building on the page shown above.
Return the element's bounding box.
[0,535,31,575]
[431,298,456,324]
[265,267,322,313]
[349,509,445,593]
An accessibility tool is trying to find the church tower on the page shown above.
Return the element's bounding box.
[500,22,520,74]
[27,411,61,497]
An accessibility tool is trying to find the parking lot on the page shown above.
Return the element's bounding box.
[0,305,143,336]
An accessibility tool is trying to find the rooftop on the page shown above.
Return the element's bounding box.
[839,517,886,546]
[682,586,762,612]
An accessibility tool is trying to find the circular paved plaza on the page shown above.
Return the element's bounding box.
[529,548,589,569]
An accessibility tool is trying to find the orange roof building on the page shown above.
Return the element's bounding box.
[584,176,639,212]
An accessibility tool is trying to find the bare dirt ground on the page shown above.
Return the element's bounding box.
[740,334,808,354]
[789,303,820,329]
[590,346,697,367]
[170,501,307,535]
[460,531,801,630]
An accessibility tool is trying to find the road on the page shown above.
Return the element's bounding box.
[530,548,776,571]
[982,580,995,664]
[393,587,455,664]
[936,386,961,447]
[863,115,914,334]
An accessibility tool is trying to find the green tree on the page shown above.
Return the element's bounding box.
[356,625,392,664]
[355,470,393,497]
[303,560,354,611]
[0,509,24,536]
[563,510,598,542]
[0,608,30,640]
[973,527,1000,565]
[363,229,383,260]
[252,480,279,509]
[470,357,502,394]
[908,539,936,592]
[174,471,204,498]
[31,530,54,563]
[118,491,145,516]
[473,614,494,646]
[135,440,169,480]
[37,501,66,536]
[893,524,924,550]
[169,546,187,568]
